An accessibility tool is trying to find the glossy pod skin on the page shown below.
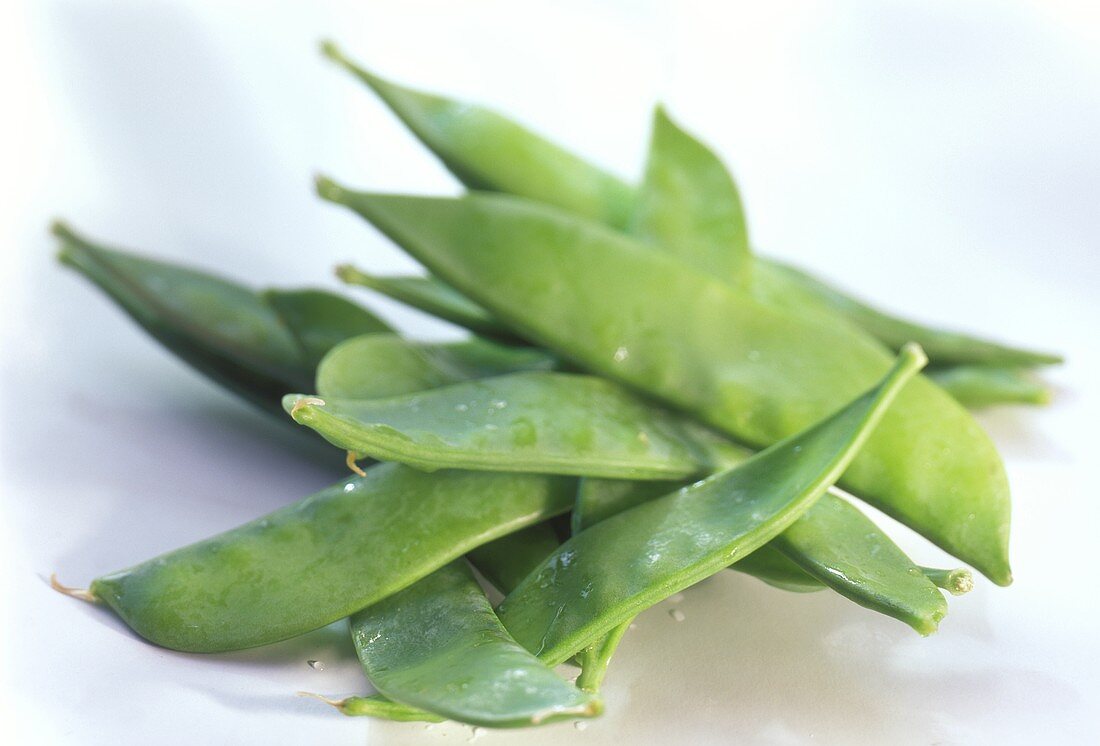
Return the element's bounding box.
[286,372,730,479]
[328,48,1059,370]
[315,333,556,400]
[348,561,600,727]
[319,182,1013,584]
[321,41,634,229]
[87,464,575,652]
[55,223,390,414]
[336,265,519,343]
[467,523,563,595]
[497,347,925,664]
[630,106,750,284]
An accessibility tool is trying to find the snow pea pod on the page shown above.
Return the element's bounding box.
[347,561,600,727]
[336,265,519,343]
[752,259,1063,368]
[630,106,750,284]
[302,693,442,723]
[74,464,575,652]
[337,61,1059,370]
[315,333,556,401]
[496,346,925,664]
[770,495,947,635]
[55,223,388,413]
[285,372,729,480]
[927,365,1051,408]
[262,288,392,367]
[321,41,634,229]
[319,182,1012,584]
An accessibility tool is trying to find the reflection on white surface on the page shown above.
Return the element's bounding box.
[1,1,1098,744]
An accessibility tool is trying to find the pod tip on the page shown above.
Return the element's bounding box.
[318,39,341,61]
[899,342,929,371]
[297,691,348,713]
[283,394,325,421]
[314,174,345,202]
[346,450,367,478]
[49,573,97,603]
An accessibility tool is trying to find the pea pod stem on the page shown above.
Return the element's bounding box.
[298,692,443,723]
[49,574,98,604]
[921,566,975,596]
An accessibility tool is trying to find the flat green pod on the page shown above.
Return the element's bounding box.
[497,347,924,664]
[631,106,750,284]
[927,364,1051,408]
[337,265,518,342]
[319,183,1012,584]
[322,41,634,229]
[315,333,556,400]
[348,561,599,727]
[286,372,729,480]
[79,464,575,652]
[55,222,310,410]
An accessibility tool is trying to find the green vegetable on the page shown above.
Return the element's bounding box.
[467,523,562,595]
[322,41,634,229]
[315,333,556,400]
[318,182,1012,585]
[631,106,750,284]
[261,288,392,367]
[497,346,925,664]
[336,265,519,343]
[77,464,575,652]
[286,371,731,479]
[927,364,1051,408]
[347,561,600,727]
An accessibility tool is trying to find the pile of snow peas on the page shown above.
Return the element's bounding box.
[51,41,1061,729]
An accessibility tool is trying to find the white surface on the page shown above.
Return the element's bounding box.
[1,1,1098,744]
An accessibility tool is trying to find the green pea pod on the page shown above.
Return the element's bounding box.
[575,477,822,593]
[321,41,634,229]
[927,364,1051,408]
[285,372,729,480]
[55,222,311,411]
[770,495,947,635]
[752,260,1063,368]
[467,523,562,595]
[75,464,574,652]
[318,183,1012,584]
[336,265,519,343]
[333,61,1060,369]
[496,346,925,664]
[348,561,600,727]
[631,106,750,284]
[261,288,392,367]
[315,333,556,400]
[302,693,443,723]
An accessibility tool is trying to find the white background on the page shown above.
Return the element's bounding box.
[1,1,1098,744]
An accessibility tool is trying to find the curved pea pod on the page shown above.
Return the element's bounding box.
[631,106,750,284]
[285,372,729,480]
[467,523,562,595]
[303,693,443,723]
[770,494,947,634]
[261,288,392,367]
[315,333,556,400]
[336,265,519,343]
[55,222,311,410]
[927,364,1051,409]
[496,347,925,663]
[318,183,1013,585]
[321,41,634,229]
[76,463,575,652]
[347,561,600,727]
[574,477,822,594]
[753,259,1063,368]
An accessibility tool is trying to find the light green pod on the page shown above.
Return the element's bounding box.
[286,372,730,480]
[319,183,1012,584]
[927,364,1051,408]
[497,347,925,663]
[315,333,556,401]
[84,464,575,652]
[322,41,634,229]
[348,561,600,727]
[631,106,750,284]
[336,265,518,342]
